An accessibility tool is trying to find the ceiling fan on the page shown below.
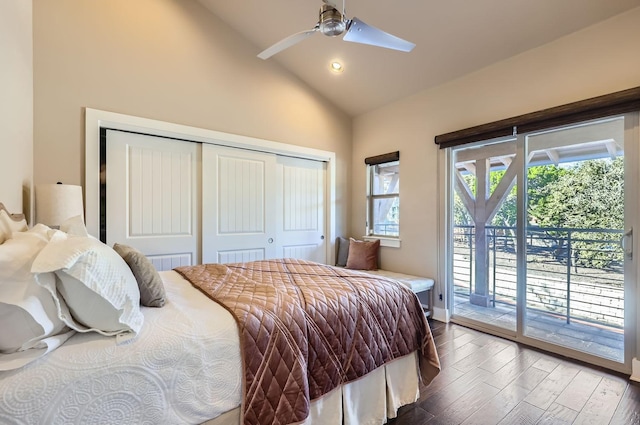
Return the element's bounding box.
[257,0,415,60]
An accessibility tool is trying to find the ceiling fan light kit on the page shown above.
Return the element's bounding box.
[257,0,415,60]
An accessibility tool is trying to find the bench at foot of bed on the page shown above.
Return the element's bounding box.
[362,269,434,317]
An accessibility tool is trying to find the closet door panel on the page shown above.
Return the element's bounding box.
[276,156,326,263]
[202,145,277,264]
[106,130,200,270]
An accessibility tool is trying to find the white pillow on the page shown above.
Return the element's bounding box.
[32,235,143,339]
[0,225,73,370]
[0,209,28,244]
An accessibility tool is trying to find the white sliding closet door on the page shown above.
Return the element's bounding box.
[106,130,200,271]
[202,144,277,264]
[105,131,328,267]
[276,156,326,263]
[202,145,327,264]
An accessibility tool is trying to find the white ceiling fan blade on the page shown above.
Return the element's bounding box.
[257,28,319,60]
[343,17,415,52]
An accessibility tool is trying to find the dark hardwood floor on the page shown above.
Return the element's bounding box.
[388,320,640,425]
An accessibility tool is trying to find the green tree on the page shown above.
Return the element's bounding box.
[489,169,516,227]
[488,165,566,228]
[536,158,623,230]
[536,158,623,268]
[527,165,567,224]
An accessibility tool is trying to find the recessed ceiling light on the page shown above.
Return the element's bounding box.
[330,61,344,73]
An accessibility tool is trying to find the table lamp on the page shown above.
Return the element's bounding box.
[35,183,84,228]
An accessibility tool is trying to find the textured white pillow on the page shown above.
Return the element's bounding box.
[0,225,74,370]
[32,235,143,338]
[0,209,28,244]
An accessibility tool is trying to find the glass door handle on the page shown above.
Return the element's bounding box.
[620,228,633,258]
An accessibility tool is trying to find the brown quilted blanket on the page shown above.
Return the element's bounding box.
[175,259,440,425]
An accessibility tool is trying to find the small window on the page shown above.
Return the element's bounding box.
[366,152,399,237]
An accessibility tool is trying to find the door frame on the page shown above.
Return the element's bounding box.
[84,108,337,265]
[442,114,638,375]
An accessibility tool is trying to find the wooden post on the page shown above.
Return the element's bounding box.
[471,158,491,307]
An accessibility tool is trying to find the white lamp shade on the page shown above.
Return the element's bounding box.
[36,184,84,227]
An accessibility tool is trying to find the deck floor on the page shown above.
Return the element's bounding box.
[453,293,624,362]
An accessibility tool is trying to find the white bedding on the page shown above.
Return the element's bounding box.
[0,270,421,425]
[0,271,243,425]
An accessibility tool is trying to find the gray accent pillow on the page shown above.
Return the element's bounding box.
[113,243,166,307]
[336,236,350,267]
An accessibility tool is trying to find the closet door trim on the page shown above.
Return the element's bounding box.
[85,108,337,264]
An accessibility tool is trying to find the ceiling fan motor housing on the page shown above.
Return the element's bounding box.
[319,4,346,36]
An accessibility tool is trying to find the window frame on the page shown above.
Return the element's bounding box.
[366,156,400,242]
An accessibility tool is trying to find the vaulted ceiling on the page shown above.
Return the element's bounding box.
[199,0,640,117]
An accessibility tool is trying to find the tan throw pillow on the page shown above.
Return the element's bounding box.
[345,238,380,270]
[113,243,166,308]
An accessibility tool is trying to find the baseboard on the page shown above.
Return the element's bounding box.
[432,307,450,323]
[631,358,640,382]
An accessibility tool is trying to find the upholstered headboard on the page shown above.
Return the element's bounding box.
[0,203,25,222]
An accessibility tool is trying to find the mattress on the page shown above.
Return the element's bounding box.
[0,271,243,425]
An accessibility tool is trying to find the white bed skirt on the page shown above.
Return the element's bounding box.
[203,351,420,425]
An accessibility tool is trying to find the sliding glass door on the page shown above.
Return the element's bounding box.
[522,117,627,363]
[452,139,519,333]
[450,114,636,370]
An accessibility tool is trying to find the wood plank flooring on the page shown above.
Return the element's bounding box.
[388,320,640,425]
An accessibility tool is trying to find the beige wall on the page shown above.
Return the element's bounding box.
[1,0,33,216]
[352,7,640,302]
[33,0,352,234]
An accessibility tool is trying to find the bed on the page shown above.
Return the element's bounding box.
[0,204,440,425]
